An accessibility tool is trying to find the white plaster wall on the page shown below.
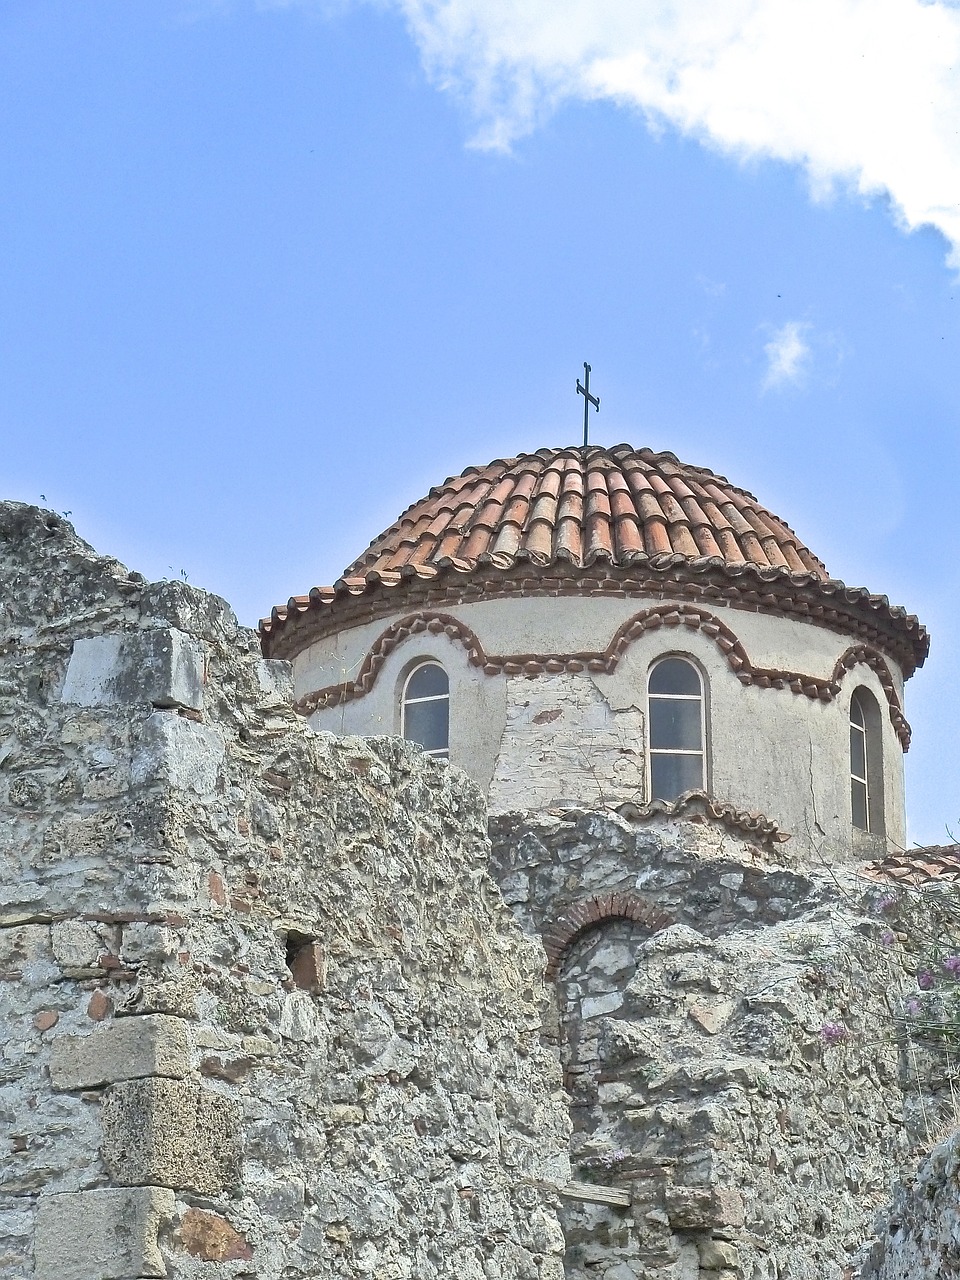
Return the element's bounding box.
[309,627,508,796]
[487,672,645,813]
[301,594,908,860]
[599,622,905,859]
[294,594,867,697]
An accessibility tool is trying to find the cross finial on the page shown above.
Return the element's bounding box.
[576,362,600,447]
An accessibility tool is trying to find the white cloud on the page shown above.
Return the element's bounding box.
[763,320,811,388]
[377,0,960,267]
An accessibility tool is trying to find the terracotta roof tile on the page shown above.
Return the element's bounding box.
[643,513,673,556]
[492,521,522,558]
[865,846,960,885]
[261,444,930,673]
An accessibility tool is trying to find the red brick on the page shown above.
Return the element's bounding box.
[86,990,112,1021]
[208,872,227,907]
[178,1209,253,1262]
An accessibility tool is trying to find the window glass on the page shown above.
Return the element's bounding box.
[651,753,704,803]
[648,657,705,802]
[649,658,702,697]
[650,698,702,751]
[850,696,866,730]
[402,662,449,760]
[406,663,449,700]
[404,700,448,754]
[851,777,869,832]
[850,689,879,833]
[850,721,867,782]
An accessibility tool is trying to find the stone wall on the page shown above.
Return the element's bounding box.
[3,499,949,1280]
[861,1127,960,1279]
[489,808,916,1280]
[0,503,570,1280]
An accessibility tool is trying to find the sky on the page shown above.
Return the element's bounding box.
[1,0,958,845]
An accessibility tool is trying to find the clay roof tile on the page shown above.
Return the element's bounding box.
[865,846,960,885]
[261,443,928,674]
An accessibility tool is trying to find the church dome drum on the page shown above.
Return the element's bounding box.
[261,445,928,861]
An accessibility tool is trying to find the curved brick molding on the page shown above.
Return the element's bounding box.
[542,891,674,981]
[613,789,789,851]
[831,643,911,748]
[295,603,912,749]
[296,612,489,717]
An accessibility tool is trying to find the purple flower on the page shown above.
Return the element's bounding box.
[917,971,936,991]
[881,930,896,947]
[872,894,898,915]
[904,999,921,1016]
[820,1022,849,1045]
[943,956,960,975]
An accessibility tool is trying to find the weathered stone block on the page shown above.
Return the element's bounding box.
[698,1237,740,1268]
[61,628,205,711]
[0,922,50,973]
[664,1185,744,1230]
[101,1077,242,1194]
[119,921,179,967]
[139,577,238,642]
[50,1013,191,1089]
[34,1186,174,1280]
[51,919,103,968]
[131,711,224,795]
[256,656,294,705]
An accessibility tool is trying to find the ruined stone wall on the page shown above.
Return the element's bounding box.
[0,503,570,1280]
[489,809,915,1280]
[861,1127,960,1279]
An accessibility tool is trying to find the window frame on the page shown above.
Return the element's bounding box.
[850,691,870,831]
[400,660,450,760]
[850,686,884,835]
[646,654,707,802]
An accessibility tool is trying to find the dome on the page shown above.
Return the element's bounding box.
[261,444,928,674]
[346,444,826,577]
[343,442,829,578]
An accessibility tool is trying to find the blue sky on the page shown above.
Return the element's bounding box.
[1,0,958,844]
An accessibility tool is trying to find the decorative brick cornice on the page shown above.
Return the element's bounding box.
[262,557,928,679]
[295,613,488,719]
[542,892,674,981]
[294,602,913,750]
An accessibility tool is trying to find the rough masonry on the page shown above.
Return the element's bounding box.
[0,502,570,1280]
[0,499,955,1280]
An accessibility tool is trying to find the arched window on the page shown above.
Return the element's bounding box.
[648,657,705,802]
[401,662,449,760]
[850,687,884,834]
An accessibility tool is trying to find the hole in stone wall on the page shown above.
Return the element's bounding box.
[285,930,312,969]
[557,919,649,1127]
[285,931,324,993]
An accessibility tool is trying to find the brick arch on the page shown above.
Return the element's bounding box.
[542,892,674,981]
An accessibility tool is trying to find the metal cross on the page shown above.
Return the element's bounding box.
[576,362,600,447]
